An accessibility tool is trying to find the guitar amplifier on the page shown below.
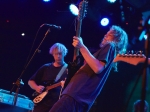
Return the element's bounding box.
[0,89,34,111]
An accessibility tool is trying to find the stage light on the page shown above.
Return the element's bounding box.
[69,4,79,16]
[21,33,25,36]
[144,35,147,40]
[100,18,109,26]
[43,0,50,2]
[148,18,150,24]
[107,0,116,3]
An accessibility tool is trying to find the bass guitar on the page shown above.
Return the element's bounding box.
[64,0,88,88]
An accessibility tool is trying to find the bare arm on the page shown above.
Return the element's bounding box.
[79,45,105,74]
[72,36,105,74]
[28,80,44,93]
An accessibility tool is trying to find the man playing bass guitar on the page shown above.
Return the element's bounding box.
[49,26,128,112]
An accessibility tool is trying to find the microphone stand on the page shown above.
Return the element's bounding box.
[10,28,51,106]
[140,16,150,112]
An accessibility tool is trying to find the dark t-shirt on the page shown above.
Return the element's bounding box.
[62,43,116,111]
[29,63,68,106]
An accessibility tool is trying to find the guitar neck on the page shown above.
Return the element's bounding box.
[46,82,61,91]
[73,20,82,62]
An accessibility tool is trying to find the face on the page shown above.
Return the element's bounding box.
[52,49,65,64]
[100,30,115,47]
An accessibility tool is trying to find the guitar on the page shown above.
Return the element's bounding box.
[32,81,61,103]
[113,53,146,65]
[73,0,88,61]
[64,0,88,88]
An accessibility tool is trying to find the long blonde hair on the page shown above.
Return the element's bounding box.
[110,25,128,54]
[110,25,128,71]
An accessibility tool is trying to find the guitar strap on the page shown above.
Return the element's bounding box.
[55,63,68,82]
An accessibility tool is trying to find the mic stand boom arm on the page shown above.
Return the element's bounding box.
[10,28,50,106]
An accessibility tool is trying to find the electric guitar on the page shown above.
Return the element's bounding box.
[64,0,88,88]
[113,53,146,65]
[32,81,61,103]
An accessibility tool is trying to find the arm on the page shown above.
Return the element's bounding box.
[79,45,105,74]
[28,64,46,93]
[28,80,44,93]
[72,36,105,74]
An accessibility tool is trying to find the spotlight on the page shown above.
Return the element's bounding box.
[21,33,25,36]
[148,18,150,24]
[43,0,50,2]
[100,18,109,26]
[107,0,116,3]
[69,4,79,16]
[144,35,147,40]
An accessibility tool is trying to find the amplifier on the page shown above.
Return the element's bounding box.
[0,89,34,111]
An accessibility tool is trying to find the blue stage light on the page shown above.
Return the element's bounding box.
[43,0,50,2]
[69,4,79,16]
[100,18,109,26]
[107,0,116,3]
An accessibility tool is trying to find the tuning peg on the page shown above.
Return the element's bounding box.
[121,53,126,57]
[134,51,139,57]
[117,53,122,57]
[126,51,130,54]
[135,51,138,55]
[139,50,143,54]
[138,50,144,57]
[131,50,134,54]
[126,51,129,56]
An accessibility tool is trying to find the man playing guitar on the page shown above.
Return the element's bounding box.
[28,43,68,112]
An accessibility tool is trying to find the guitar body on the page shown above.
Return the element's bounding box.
[33,91,48,103]
[32,81,61,103]
[64,0,88,89]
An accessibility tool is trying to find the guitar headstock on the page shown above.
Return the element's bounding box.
[113,51,146,65]
[78,0,88,21]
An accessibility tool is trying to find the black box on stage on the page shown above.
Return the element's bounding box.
[0,89,34,112]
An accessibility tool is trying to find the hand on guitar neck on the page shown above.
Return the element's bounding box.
[113,53,150,65]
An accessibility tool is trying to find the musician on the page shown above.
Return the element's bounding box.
[49,25,128,112]
[28,43,68,112]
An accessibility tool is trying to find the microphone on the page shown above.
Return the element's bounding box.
[44,24,61,30]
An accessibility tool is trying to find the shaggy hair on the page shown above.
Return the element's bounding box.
[110,25,128,71]
[49,43,68,56]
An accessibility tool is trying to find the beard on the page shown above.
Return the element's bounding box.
[99,40,105,48]
[99,39,109,48]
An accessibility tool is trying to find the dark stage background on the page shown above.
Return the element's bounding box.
[0,0,150,112]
